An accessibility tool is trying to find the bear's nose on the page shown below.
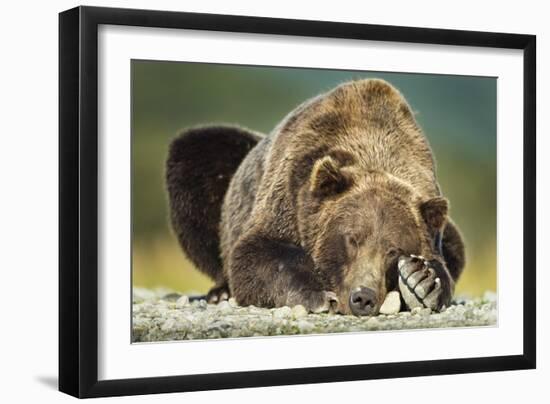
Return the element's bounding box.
[349,287,377,316]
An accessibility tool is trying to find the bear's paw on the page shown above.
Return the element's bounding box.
[397,255,453,312]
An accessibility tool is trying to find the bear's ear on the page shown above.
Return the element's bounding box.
[419,197,449,233]
[310,156,354,198]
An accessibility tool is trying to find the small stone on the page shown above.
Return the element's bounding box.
[162,292,182,302]
[217,300,232,313]
[160,318,177,332]
[247,306,265,315]
[228,297,238,307]
[175,295,189,308]
[366,316,380,327]
[411,306,426,315]
[197,299,208,310]
[454,305,466,316]
[399,311,411,317]
[291,305,308,319]
[379,291,401,314]
[273,306,292,319]
[207,320,231,333]
[296,320,314,333]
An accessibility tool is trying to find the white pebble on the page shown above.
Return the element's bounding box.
[291,305,308,319]
[273,306,292,319]
[175,295,189,308]
[217,300,232,313]
[297,320,314,333]
[411,306,423,315]
[379,291,401,315]
[160,318,176,332]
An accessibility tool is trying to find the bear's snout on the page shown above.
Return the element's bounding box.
[349,287,378,316]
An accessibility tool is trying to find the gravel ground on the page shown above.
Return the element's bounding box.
[132,288,497,342]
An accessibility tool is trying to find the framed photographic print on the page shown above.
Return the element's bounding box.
[59,5,536,398]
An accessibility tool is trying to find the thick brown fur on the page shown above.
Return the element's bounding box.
[166,126,262,301]
[167,79,466,313]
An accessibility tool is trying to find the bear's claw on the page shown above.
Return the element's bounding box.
[293,290,339,314]
[311,291,339,314]
[206,283,231,304]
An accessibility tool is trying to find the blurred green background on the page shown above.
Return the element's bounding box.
[132,60,496,297]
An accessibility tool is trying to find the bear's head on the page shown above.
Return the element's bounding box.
[297,151,448,316]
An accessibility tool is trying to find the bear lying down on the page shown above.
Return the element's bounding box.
[166,79,465,316]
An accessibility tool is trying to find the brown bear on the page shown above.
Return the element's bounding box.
[166,79,465,316]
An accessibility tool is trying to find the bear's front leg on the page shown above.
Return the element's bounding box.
[227,233,339,313]
[397,255,454,312]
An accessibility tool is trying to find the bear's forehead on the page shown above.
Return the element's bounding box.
[335,188,419,224]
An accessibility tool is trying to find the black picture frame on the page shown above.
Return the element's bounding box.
[59,5,536,398]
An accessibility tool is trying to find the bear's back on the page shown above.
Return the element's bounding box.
[270,79,436,187]
[221,79,440,256]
